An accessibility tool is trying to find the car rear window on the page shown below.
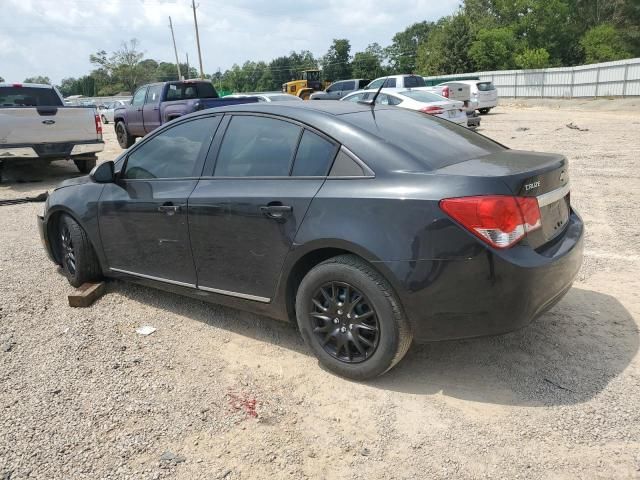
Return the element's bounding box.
[342,109,503,169]
[403,76,426,88]
[0,86,62,107]
[166,82,219,100]
[267,94,300,101]
[477,82,495,91]
[399,90,445,102]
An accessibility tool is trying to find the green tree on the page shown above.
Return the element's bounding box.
[321,39,352,82]
[469,27,517,70]
[386,21,434,73]
[580,24,632,63]
[90,39,146,93]
[515,48,551,68]
[417,14,475,75]
[24,76,51,84]
[352,43,387,80]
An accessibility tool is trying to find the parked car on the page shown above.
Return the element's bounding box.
[341,88,468,126]
[0,82,103,180]
[37,101,582,380]
[100,99,130,124]
[225,92,302,102]
[364,75,470,102]
[438,80,498,114]
[309,79,370,100]
[113,80,259,149]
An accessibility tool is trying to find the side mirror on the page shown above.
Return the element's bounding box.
[90,160,115,183]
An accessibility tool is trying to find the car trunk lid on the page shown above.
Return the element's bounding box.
[434,150,570,249]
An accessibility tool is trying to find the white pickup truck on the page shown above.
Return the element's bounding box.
[0,83,104,181]
[365,75,471,102]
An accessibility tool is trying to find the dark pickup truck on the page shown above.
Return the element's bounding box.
[114,80,258,148]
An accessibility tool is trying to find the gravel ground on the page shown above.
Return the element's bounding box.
[1,101,639,479]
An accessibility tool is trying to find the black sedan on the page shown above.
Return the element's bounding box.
[38,102,584,379]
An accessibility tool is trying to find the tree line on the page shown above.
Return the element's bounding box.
[7,0,638,96]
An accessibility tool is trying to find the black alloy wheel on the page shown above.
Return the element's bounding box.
[57,214,102,288]
[310,281,380,363]
[60,223,76,276]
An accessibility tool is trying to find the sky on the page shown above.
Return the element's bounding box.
[0,0,461,85]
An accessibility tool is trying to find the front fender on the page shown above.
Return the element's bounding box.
[44,183,107,272]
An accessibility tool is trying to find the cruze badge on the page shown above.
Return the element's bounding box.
[524,180,541,191]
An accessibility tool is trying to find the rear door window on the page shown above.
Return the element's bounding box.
[291,130,338,176]
[214,116,301,177]
[166,82,219,100]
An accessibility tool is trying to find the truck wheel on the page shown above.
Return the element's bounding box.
[74,157,97,174]
[479,108,491,115]
[115,121,135,149]
[57,214,102,288]
[295,254,412,380]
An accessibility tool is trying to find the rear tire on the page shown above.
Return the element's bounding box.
[74,157,96,174]
[479,108,491,115]
[57,214,102,288]
[295,254,412,380]
[115,121,135,149]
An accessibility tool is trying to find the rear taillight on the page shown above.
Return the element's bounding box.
[442,86,450,98]
[420,106,444,115]
[94,114,103,137]
[440,195,541,249]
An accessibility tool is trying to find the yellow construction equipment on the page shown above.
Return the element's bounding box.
[282,70,329,100]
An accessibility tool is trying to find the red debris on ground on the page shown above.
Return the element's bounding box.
[227,392,259,418]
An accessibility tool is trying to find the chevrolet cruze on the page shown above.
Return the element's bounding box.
[38,101,583,379]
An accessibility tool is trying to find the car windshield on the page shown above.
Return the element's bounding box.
[0,86,62,107]
[399,90,445,103]
[342,109,503,169]
[477,82,496,91]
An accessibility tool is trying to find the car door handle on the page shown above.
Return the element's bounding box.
[260,204,292,219]
[158,203,181,215]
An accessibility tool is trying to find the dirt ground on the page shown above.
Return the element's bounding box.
[1,100,639,479]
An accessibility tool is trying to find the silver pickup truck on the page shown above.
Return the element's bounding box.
[0,83,104,181]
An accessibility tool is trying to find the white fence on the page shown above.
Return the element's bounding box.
[425,57,640,98]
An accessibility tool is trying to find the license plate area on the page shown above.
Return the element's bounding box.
[540,195,570,241]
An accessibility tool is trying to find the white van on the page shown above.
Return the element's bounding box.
[438,80,498,114]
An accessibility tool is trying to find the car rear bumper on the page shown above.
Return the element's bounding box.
[0,141,104,160]
[380,210,584,342]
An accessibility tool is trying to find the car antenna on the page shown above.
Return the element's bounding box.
[359,77,388,108]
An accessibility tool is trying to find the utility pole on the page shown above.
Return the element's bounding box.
[168,17,182,80]
[186,53,190,79]
[191,0,205,79]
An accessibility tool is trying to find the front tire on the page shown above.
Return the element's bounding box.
[295,255,412,380]
[57,215,102,288]
[479,108,491,115]
[115,121,135,149]
[74,157,96,174]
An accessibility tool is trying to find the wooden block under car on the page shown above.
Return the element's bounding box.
[68,282,106,308]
